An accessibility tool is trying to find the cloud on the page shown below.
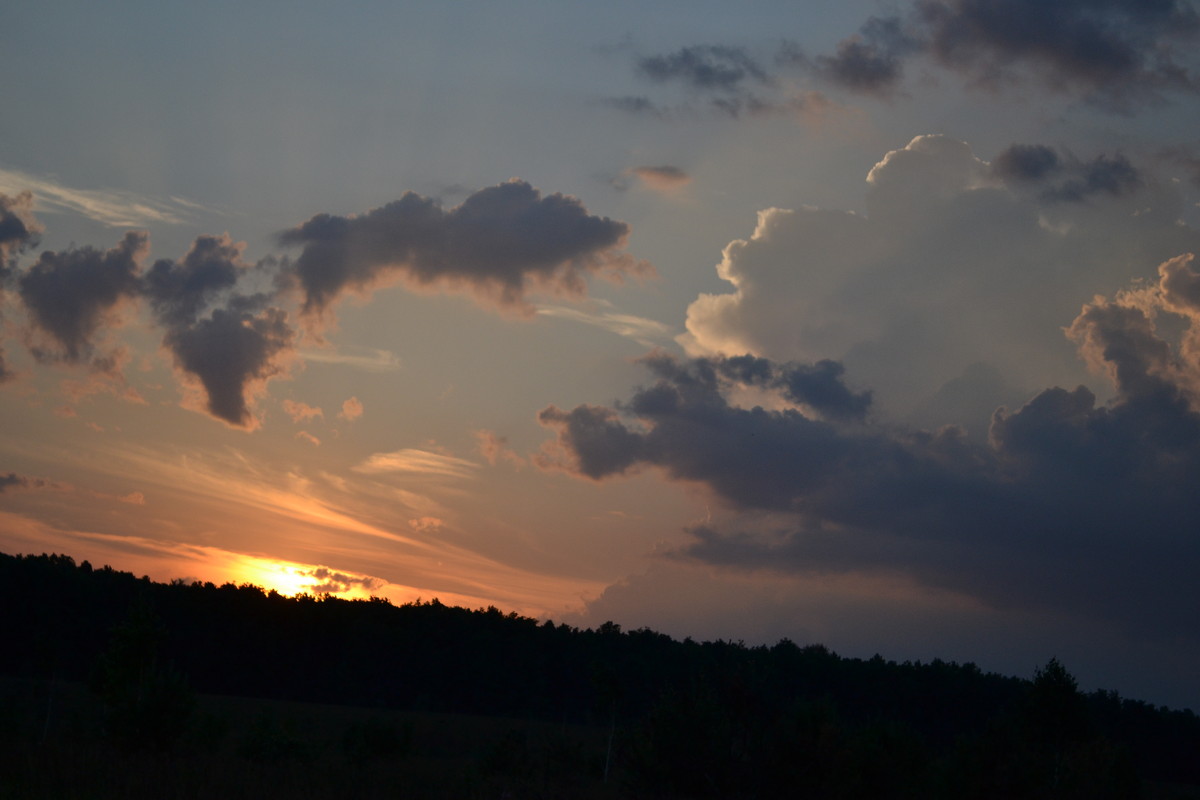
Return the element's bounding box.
[917,0,1199,107]
[298,566,385,595]
[539,254,1200,639]
[0,191,41,267]
[475,430,526,468]
[142,234,246,328]
[681,135,1200,425]
[636,45,770,92]
[17,231,148,364]
[162,304,296,430]
[278,180,652,320]
[352,448,479,480]
[0,472,50,493]
[629,165,691,193]
[295,430,321,446]
[140,234,298,431]
[808,0,1200,110]
[0,192,42,382]
[338,396,363,421]
[408,516,445,533]
[617,44,838,120]
[806,16,921,96]
[0,166,205,227]
[297,346,401,372]
[991,145,1143,202]
[283,399,323,423]
[535,302,674,347]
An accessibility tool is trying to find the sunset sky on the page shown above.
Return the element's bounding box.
[3,0,1200,710]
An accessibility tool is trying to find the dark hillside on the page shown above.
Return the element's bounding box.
[3,552,1198,798]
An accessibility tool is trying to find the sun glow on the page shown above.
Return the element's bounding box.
[229,555,379,599]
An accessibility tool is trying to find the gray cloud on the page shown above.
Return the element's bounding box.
[992,145,1143,202]
[279,180,650,319]
[636,45,770,92]
[17,231,148,364]
[143,233,245,328]
[916,0,1199,107]
[162,304,295,430]
[809,15,922,95]
[300,566,385,595]
[0,192,42,382]
[0,472,50,493]
[539,260,1200,638]
[0,192,41,269]
[798,0,1200,110]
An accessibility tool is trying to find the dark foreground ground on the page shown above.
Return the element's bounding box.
[2,676,623,800]
[6,676,1200,800]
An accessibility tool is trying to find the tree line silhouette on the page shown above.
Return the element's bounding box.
[2,551,1198,798]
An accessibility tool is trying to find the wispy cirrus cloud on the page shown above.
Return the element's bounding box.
[298,346,402,372]
[536,302,674,347]
[352,448,479,480]
[0,166,210,227]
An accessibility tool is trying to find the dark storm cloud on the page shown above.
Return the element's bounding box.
[810,16,921,95]
[803,0,1199,109]
[539,353,872,504]
[145,235,297,430]
[991,144,1063,182]
[538,264,1200,636]
[278,180,648,318]
[992,145,1143,202]
[142,234,244,328]
[636,45,770,92]
[162,305,295,429]
[17,231,148,363]
[916,0,1199,104]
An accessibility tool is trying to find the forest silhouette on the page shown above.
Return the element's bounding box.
[2,551,1198,798]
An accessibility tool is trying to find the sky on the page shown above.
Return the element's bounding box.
[2,0,1200,710]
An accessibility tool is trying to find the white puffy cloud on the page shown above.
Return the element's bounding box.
[682,135,1200,429]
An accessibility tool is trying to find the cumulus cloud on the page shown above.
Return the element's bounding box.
[338,396,363,421]
[141,233,299,430]
[17,231,148,364]
[283,399,323,423]
[682,135,1200,427]
[278,180,651,321]
[476,430,526,468]
[162,305,296,430]
[142,233,246,328]
[539,267,1200,638]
